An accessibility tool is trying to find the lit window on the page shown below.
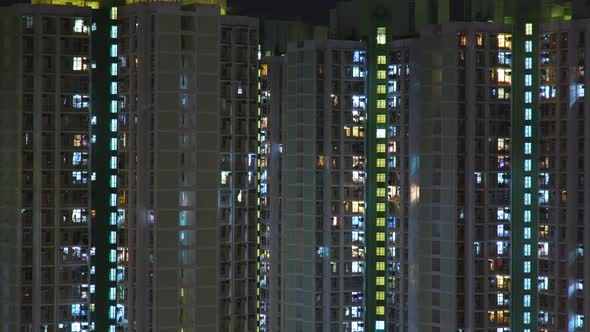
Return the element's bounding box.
[525,57,532,69]
[376,158,385,168]
[109,231,116,244]
[524,142,531,154]
[523,312,531,324]
[109,306,116,319]
[110,26,117,39]
[377,56,386,64]
[524,193,531,205]
[376,262,385,271]
[111,82,117,94]
[377,70,386,79]
[376,203,385,212]
[110,175,117,188]
[524,244,531,256]
[376,276,385,285]
[110,138,117,151]
[524,176,531,188]
[525,91,532,103]
[376,129,386,138]
[377,114,386,124]
[377,144,386,153]
[110,45,118,57]
[109,268,116,281]
[524,261,531,273]
[73,19,84,33]
[524,278,531,290]
[376,188,385,197]
[524,160,531,171]
[524,210,531,222]
[110,7,117,20]
[376,247,385,256]
[111,63,117,76]
[525,74,532,86]
[524,125,532,137]
[110,100,118,113]
[376,232,385,241]
[376,291,385,300]
[525,23,533,35]
[377,85,386,94]
[525,41,532,52]
[525,108,532,120]
[376,217,385,226]
[497,242,504,254]
[376,306,385,315]
[377,27,386,45]
[110,156,117,169]
[73,57,83,71]
[524,227,531,239]
[497,293,504,305]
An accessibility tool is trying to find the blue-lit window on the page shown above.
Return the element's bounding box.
[525,74,532,86]
[524,261,531,273]
[110,100,118,113]
[525,91,532,103]
[524,125,532,138]
[524,193,531,205]
[110,268,116,281]
[110,212,117,225]
[524,210,531,222]
[524,160,531,171]
[523,312,531,324]
[524,176,531,188]
[524,278,531,290]
[110,138,117,151]
[525,108,532,120]
[524,295,531,307]
[110,231,117,244]
[524,227,531,239]
[109,306,116,319]
[111,63,117,76]
[110,82,117,95]
[524,244,531,256]
[110,193,117,207]
[578,84,585,98]
[109,250,116,263]
[110,175,117,188]
[525,41,532,52]
[496,241,504,254]
[110,26,117,38]
[110,45,118,57]
[524,142,531,154]
[109,287,116,300]
[110,119,117,132]
[575,315,584,328]
[110,156,117,169]
[525,57,532,69]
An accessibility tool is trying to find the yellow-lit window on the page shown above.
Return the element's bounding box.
[376,202,385,212]
[376,247,385,256]
[376,291,385,300]
[377,144,386,153]
[377,99,386,109]
[376,217,385,226]
[376,188,385,197]
[376,262,385,271]
[344,126,351,136]
[377,114,386,124]
[459,33,467,47]
[376,276,385,286]
[261,64,268,76]
[110,7,117,20]
[377,70,386,79]
[498,33,511,49]
[376,306,385,315]
[377,27,386,44]
[377,158,385,168]
[376,232,385,241]
[377,85,386,94]
[377,55,386,64]
[476,34,483,46]
[525,23,533,36]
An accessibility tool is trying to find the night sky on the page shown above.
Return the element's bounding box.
[229,0,338,24]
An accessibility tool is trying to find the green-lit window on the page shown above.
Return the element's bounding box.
[110,82,117,94]
[110,138,117,151]
[109,268,116,281]
[110,194,117,207]
[377,114,386,124]
[110,175,117,188]
[111,63,118,76]
[376,232,385,241]
[110,119,117,132]
[376,306,385,315]
[110,212,117,225]
[377,144,386,153]
[376,276,385,286]
[109,231,117,244]
[110,45,118,57]
[376,188,385,197]
[110,100,118,113]
[377,55,386,64]
[377,70,386,79]
[377,158,385,168]
[376,217,385,226]
[110,26,117,39]
[109,249,116,263]
[376,202,385,212]
[110,156,117,169]
[109,306,116,319]
[377,85,386,94]
[376,247,385,256]
[376,262,385,271]
[377,173,386,182]
[109,287,116,300]
[377,27,386,45]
